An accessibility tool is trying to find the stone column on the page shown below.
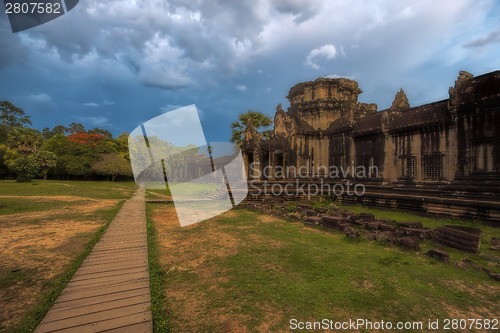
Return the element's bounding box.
[252,150,261,180]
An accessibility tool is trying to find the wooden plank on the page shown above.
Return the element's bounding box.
[35,189,152,333]
[57,275,150,303]
[73,262,147,276]
[75,263,148,274]
[36,310,151,333]
[104,321,153,333]
[62,277,149,294]
[51,289,150,311]
[78,256,147,268]
[70,267,148,282]
[43,296,151,323]
[66,271,149,289]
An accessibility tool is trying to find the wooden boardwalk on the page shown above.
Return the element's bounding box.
[35,189,152,333]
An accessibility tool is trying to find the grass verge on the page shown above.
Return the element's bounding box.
[146,203,171,333]
[12,200,126,333]
[0,180,136,199]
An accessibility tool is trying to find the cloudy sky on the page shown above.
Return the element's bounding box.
[1,0,499,141]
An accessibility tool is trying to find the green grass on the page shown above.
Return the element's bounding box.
[0,180,136,199]
[145,183,219,199]
[150,205,499,332]
[9,201,126,333]
[0,180,137,332]
[146,204,171,333]
[336,203,500,273]
[0,197,86,215]
[146,188,171,199]
[168,182,220,196]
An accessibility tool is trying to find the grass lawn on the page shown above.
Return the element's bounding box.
[145,182,220,200]
[149,202,499,333]
[0,180,137,333]
[336,203,500,273]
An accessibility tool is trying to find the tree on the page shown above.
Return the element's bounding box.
[91,153,132,181]
[0,101,31,127]
[52,125,68,136]
[32,150,57,180]
[6,127,42,155]
[67,122,85,134]
[42,125,67,139]
[42,134,70,156]
[8,157,38,182]
[67,132,105,147]
[0,101,31,143]
[0,144,9,177]
[88,128,112,138]
[231,110,272,146]
[115,132,130,160]
[59,154,93,177]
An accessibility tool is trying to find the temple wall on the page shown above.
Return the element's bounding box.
[242,71,500,185]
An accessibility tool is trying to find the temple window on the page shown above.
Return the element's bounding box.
[400,155,416,179]
[423,154,443,180]
[473,143,494,172]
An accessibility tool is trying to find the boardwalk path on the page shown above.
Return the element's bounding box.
[35,189,152,333]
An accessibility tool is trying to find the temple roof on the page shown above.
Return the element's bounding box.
[458,70,500,104]
[261,134,289,150]
[389,100,450,132]
[325,117,352,133]
[353,111,385,136]
[289,113,316,133]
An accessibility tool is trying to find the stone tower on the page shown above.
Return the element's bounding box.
[286,77,363,130]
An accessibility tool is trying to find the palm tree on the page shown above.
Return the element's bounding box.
[231,110,272,146]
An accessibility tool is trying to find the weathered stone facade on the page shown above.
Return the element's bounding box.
[242,70,500,222]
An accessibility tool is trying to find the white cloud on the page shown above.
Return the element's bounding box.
[160,104,183,113]
[236,84,248,92]
[138,33,193,89]
[325,74,355,80]
[84,102,99,107]
[305,44,337,69]
[81,116,110,127]
[29,93,52,103]
[103,100,115,106]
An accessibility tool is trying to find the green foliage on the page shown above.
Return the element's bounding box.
[7,156,38,182]
[67,122,85,134]
[0,144,9,177]
[0,100,31,127]
[59,154,94,177]
[91,153,133,181]
[115,132,130,160]
[231,110,273,146]
[41,125,67,139]
[88,127,112,137]
[32,150,57,179]
[6,127,42,155]
[0,101,132,180]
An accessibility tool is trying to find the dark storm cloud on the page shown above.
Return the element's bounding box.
[0,0,499,139]
[464,30,500,48]
[271,0,323,22]
[0,12,29,67]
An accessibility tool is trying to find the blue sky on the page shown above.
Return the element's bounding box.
[1,0,499,142]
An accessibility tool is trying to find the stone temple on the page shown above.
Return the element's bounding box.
[241,70,500,223]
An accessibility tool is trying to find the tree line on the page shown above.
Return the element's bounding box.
[0,100,132,182]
